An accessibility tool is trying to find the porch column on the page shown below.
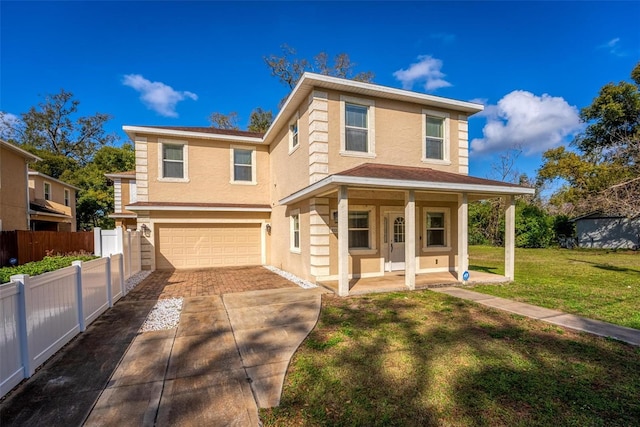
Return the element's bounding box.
[457,193,468,279]
[504,195,515,280]
[338,185,349,296]
[405,190,416,290]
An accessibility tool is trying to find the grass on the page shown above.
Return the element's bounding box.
[261,291,640,426]
[469,246,640,329]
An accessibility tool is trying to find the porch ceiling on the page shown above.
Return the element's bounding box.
[279,163,535,205]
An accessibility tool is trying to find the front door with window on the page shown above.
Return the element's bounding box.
[385,213,405,271]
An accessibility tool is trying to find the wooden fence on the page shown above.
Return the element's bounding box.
[0,231,94,267]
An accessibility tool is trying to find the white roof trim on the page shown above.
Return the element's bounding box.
[108,213,138,218]
[125,204,272,213]
[28,171,80,190]
[1,139,41,161]
[279,174,535,205]
[263,72,484,143]
[122,126,264,144]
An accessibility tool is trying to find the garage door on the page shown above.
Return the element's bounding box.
[156,223,262,270]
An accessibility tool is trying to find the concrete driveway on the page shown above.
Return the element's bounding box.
[0,267,326,426]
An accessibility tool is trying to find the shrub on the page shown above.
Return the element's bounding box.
[0,255,97,284]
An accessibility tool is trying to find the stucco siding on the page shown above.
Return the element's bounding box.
[0,147,29,230]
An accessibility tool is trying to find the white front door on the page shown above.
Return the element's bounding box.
[386,213,405,271]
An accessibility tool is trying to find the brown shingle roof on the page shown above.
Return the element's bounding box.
[139,126,264,138]
[337,163,528,189]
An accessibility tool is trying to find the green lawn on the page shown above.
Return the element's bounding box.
[261,291,640,426]
[469,246,640,329]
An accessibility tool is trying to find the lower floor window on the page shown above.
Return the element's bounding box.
[291,213,300,250]
[426,211,446,246]
[348,211,370,248]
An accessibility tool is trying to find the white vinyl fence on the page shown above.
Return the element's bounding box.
[0,227,142,398]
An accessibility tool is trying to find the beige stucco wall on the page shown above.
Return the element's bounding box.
[325,90,462,175]
[268,104,311,204]
[0,147,29,231]
[268,201,311,281]
[120,178,137,214]
[145,136,270,205]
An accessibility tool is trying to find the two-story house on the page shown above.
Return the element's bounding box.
[28,171,79,231]
[117,73,534,295]
[0,139,41,231]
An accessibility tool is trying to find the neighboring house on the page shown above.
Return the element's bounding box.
[105,171,138,230]
[116,73,534,295]
[572,212,639,250]
[0,139,41,231]
[28,171,79,231]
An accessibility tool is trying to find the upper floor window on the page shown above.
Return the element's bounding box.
[289,113,299,152]
[345,104,368,152]
[44,182,51,200]
[340,95,375,157]
[64,189,70,207]
[231,146,256,184]
[422,109,450,164]
[159,139,189,182]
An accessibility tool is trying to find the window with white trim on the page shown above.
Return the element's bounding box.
[289,113,299,152]
[348,211,370,249]
[64,189,70,207]
[44,182,51,201]
[290,211,300,252]
[340,95,375,157]
[159,140,189,181]
[422,109,450,163]
[231,146,256,184]
[423,208,450,250]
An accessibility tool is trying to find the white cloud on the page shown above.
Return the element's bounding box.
[122,74,197,117]
[393,55,452,92]
[470,90,582,155]
[0,112,21,139]
[599,37,627,57]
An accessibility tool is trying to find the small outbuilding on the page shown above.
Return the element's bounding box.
[572,212,639,250]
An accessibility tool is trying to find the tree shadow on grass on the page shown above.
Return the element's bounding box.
[468,264,499,274]
[567,258,640,274]
[263,292,640,426]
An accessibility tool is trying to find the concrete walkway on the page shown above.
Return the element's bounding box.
[84,287,325,426]
[0,267,326,427]
[432,287,640,346]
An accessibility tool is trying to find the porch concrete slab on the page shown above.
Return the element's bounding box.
[544,314,640,346]
[245,360,290,408]
[107,335,174,387]
[83,381,163,427]
[156,370,259,427]
[234,321,319,367]
[222,286,327,309]
[166,332,242,379]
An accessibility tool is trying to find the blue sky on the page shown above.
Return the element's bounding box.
[1,1,639,182]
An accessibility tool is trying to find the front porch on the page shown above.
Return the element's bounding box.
[318,270,509,296]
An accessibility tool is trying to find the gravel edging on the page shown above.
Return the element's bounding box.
[125,270,152,293]
[139,297,183,332]
[264,265,317,289]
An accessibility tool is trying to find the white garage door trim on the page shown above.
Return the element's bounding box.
[152,220,267,270]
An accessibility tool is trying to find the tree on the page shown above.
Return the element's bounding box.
[1,89,115,171]
[538,61,640,217]
[248,108,273,133]
[209,111,239,130]
[264,44,375,90]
